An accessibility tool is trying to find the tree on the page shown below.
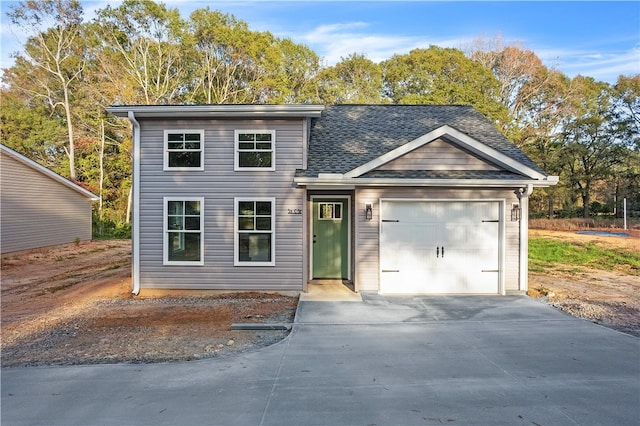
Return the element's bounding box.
[188,8,266,104]
[560,77,626,218]
[0,87,68,173]
[265,38,321,104]
[315,53,383,104]
[92,0,188,104]
[381,46,509,125]
[8,0,86,180]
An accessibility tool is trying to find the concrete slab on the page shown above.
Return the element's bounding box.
[299,280,362,302]
[2,296,639,425]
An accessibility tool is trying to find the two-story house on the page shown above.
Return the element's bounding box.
[106,104,558,295]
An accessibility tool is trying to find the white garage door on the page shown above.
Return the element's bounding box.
[380,200,501,294]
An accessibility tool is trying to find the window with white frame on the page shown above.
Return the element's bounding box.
[319,202,342,220]
[235,198,275,266]
[234,130,275,171]
[164,130,204,170]
[164,197,204,265]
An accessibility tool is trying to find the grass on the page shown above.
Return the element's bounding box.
[529,237,640,275]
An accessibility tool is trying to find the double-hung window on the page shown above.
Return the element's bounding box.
[235,198,275,266]
[164,130,204,170]
[234,130,275,171]
[164,197,204,265]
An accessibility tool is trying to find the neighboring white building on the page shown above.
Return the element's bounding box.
[106,104,558,295]
[1,144,99,253]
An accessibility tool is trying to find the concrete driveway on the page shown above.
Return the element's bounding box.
[2,295,639,425]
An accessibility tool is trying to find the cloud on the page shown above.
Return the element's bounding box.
[295,21,473,66]
[536,45,640,83]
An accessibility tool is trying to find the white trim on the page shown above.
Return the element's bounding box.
[163,197,205,266]
[128,112,141,294]
[343,125,547,180]
[378,198,504,295]
[310,195,352,280]
[0,144,99,200]
[295,176,558,188]
[234,197,276,267]
[107,104,325,119]
[518,184,534,292]
[234,130,276,171]
[163,129,204,171]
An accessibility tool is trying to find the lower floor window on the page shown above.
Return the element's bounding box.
[164,197,204,265]
[235,198,275,266]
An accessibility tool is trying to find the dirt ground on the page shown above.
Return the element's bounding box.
[1,240,297,367]
[1,229,638,367]
[527,228,640,337]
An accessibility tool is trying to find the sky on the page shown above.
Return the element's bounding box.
[1,1,639,84]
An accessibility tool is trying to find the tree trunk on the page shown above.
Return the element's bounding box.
[582,182,591,218]
[99,119,105,219]
[63,85,76,180]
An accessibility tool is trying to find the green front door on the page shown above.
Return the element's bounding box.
[312,199,349,279]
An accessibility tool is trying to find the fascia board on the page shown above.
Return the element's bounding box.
[294,176,559,188]
[343,125,546,180]
[106,104,325,118]
[1,144,99,200]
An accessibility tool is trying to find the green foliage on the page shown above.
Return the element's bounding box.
[381,46,510,125]
[529,237,640,275]
[92,216,131,240]
[315,53,383,104]
[1,6,638,223]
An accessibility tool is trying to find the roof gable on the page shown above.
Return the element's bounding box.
[0,145,98,200]
[377,138,500,172]
[344,125,546,180]
[297,105,556,179]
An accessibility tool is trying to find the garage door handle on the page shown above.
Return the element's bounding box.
[441,246,444,258]
[436,246,439,258]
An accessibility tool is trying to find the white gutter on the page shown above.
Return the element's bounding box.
[128,111,141,295]
[294,176,559,188]
[518,184,534,293]
[107,104,324,119]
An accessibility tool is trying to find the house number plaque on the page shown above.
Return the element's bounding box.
[287,208,302,215]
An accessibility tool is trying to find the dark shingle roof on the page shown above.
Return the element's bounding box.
[296,105,546,178]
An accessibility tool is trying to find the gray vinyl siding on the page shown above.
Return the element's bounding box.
[379,138,500,171]
[1,153,93,253]
[137,118,306,290]
[354,187,521,293]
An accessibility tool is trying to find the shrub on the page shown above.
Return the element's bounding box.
[93,216,131,239]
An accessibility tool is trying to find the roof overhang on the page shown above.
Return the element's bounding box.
[294,175,559,189]
[0,144,99,200]
[106,104,325,119]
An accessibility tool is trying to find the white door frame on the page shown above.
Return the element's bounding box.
[309,195,352,280]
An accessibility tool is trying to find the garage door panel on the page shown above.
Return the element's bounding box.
[380,200,500,294]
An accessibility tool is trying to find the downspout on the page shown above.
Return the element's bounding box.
[128,111,141,295]
[518,184,534,293]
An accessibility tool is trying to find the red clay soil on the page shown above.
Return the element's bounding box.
[1,240,298,367]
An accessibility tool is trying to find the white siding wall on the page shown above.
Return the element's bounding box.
[138,118,306,290]
[1,153,93,253]
[354,187,522,293]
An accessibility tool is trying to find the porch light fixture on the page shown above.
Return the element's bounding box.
[365,203,373,221]
[511,203,521,222]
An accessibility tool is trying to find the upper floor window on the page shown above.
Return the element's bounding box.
[235,130,275,171]
[164,130,204,170]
